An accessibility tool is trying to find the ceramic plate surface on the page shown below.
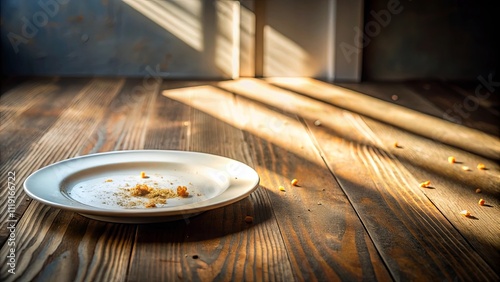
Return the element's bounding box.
[24,150,259,223]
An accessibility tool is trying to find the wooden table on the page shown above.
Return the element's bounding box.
[1,77,499,281]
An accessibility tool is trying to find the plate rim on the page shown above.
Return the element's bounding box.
[24,150,260,219]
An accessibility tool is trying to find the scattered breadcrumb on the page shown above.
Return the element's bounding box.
[130,184,152,196]
[105,179,113,182]
[244,216,253,224]
[145,200,156,208]
[460,210,471,217]
[477,163,486,170]
[140,171,147,178]
[393,142,399,148]
[478,199,485,206]
[279,186,286,192]
[448,156,456,164]
[419,180,431,188]
[461,166,470,171]
[126,184,187,208]
[291,179,299,186]
[475,188,482,193]
[177,186,189,198]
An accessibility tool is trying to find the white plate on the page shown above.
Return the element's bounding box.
[24,150,260,223]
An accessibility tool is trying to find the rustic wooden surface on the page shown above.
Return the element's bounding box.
[1,77,498,281]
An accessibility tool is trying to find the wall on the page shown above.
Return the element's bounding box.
[1,0,239,78]
[362,0,499,81]
[1,0,365,81]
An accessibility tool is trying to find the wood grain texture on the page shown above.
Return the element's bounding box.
[337,81,500,271]
[239,103,392,281]
[266,77,500,160]
[0,78,137,281]
[0,78,125,245]
[361,114,500,274]
[1,79,90,163]
[405,81,499,136]
[128,84,295,281]
[162,84,391,281]
[2,77,498,281]
[0,78,59,132]
[143,81,193,151]
[218,78,498,280]
[336,81,444,119]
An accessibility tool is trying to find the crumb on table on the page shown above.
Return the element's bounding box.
[460,210,471,217]
[419,180,431,188]
[244,215,253,224]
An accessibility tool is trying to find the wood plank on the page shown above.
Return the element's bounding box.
[266,77,500,160]
[218,78,498,280]
[142,81,215,151]
[238,102,392,281]
[278,78,500,273]
[128,83,295,281]
[1,78,90,164]
[77,78,159,155]
[340,80,499,136]
[161,84,392,281]
[360,113,500,274]
[0,79,60,132]
[0,78,129,281]
[337,82,444,118]
[405,81,500,136]
[3,78,162,282]
[0,78,125,245]
[445,81,499,134]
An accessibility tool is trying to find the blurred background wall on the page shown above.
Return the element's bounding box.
[362,0,499,81]
[1,0,497,81]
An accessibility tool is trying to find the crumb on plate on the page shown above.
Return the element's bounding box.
[177,186,189,197]
[130,184,152,196]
